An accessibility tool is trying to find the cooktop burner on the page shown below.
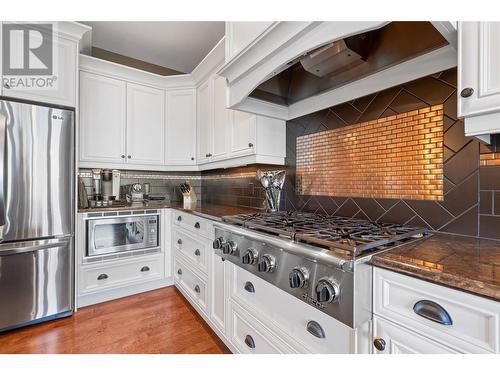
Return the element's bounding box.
[222,211,427,256]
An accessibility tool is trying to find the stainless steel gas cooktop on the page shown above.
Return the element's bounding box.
[213,211,428,328]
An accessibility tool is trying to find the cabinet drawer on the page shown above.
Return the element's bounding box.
[374,267,499,353]
[373,316,459,354]
[229,302,293,354]
[174,257,208,314]
[79,254,163,294]
[173,210,213,239]
[230,265,352,353]
[173,228,208,274]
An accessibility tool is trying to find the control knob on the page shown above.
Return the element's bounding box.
[257,254,276,273]
[242,248,258,265]
[289,267,309,289]
[315,277,340,303]
[212,237,226,250]
[222,240,238,255]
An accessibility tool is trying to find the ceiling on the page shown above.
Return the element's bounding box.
[82,22,225,73]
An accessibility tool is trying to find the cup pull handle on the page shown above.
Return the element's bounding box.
[244,335,255,349]
[413,300,453,325]
[140,266,150,272]
[306,320,326,339]
[97,273,108,280]
[244,281,255,293]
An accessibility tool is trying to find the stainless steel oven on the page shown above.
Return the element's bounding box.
[86,213,159,257]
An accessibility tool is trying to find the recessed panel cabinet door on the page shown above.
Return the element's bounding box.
[459,22,500,117]
[212,75,229,161]
[230,110,256,157]
[372,317,459,354]
[165,89,196,165]
[80,72,126,163]
[197,79,213,164]
[126,83,165,165]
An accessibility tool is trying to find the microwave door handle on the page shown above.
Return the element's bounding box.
[0,114,7,241]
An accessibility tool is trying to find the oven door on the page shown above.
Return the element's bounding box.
[87,215,156,257]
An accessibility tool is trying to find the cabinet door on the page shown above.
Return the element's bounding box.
[80,72,126,164]
[209,253,227,335]
[197,79,213,163]
[212,75,230,161]
[230,110,256,157]
[459,22,500,117]
[3,34,77,107]
[165,89,196,165]
[126,83,165,165]
[372,317,459,354]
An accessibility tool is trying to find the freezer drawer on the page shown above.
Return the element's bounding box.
[0,237,74,332]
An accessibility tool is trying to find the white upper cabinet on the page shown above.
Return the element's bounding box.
[2,32,78,108]
[80,71,127,164]
[230,110,256,157]
[212,75,230,161]
[459,22,500,138]
[165,89,197,165]
[196,79,213,164]
[126,83,165,165]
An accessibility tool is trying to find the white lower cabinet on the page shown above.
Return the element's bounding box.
[373,316,459,354]
[373,267,500,354]
[209,252,227,336]
[79,254,164,295]
[174,257,208,315]
[228,301,296,354]
[76,209,173,308]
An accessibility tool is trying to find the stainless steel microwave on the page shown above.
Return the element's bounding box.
[86,214,159,257]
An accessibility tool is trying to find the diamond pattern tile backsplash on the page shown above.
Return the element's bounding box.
[200,68,500,240]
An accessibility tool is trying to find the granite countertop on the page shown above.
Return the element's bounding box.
[78,202,263,220]
[371,233,500,301]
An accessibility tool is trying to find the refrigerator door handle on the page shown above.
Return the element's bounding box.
[0,236,72,256]
[0,114,6,239]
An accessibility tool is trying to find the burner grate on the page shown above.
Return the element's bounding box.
[221,211,427,255]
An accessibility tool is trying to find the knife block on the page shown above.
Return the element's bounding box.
[182,183,197,210]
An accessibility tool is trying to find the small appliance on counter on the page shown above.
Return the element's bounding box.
[180,181,197,209]
[256,169,286,212]
[123,183,145,203]
[83,169,118,208]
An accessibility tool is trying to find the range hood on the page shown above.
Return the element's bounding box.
[217,21,457,120]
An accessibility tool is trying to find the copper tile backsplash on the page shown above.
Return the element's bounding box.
[296,105,444,200]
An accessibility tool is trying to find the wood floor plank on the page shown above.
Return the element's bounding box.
[0,286,230,354]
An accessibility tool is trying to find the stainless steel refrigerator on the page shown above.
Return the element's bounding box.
[0,99,74,332]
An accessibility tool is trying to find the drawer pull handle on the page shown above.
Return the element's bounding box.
[306,320,326,339]
[194,222,200,229]
[97,273,108,280]
[140,266,150,272]
[177,238,183,245]
[244,335,255,349]
[194,285,200,293]
[373,338,386,351]
[177,269,182,275]
[413,300,453,326]
[194,249,201,256]
[460,87,474,98]
[244,281,255,293]
[177,216,182,222]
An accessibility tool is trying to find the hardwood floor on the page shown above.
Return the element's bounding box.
[0,286,230,354]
